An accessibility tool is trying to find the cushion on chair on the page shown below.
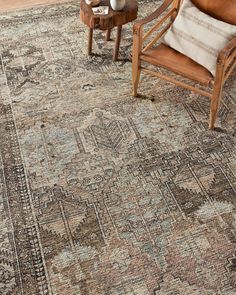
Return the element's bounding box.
[162,0,236,76]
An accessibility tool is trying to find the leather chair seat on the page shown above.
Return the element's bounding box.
[140,43,214,86]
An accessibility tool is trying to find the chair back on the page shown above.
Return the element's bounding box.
[191,0,236,25]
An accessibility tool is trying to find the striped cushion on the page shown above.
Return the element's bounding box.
[163,0,236,76]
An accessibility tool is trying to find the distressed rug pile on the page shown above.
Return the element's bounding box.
[0,1,236,294]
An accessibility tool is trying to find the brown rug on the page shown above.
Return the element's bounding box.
[0,1,236,294]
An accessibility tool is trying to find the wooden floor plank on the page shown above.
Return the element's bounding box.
[0,0,70,12]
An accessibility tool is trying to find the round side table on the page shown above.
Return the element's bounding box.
[80,0,138,61]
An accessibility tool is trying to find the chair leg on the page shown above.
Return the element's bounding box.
[132,25,143,97]
[209,86,223,130]
[132,66,141,97]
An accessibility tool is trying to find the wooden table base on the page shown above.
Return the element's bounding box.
[80,0,137,62]
[87,26,123,61]
[105,29,111,41]
[113,25,122,61]
[88,28,93,55]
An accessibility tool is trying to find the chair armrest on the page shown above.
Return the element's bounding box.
[133,0,174,33]
[217,37,236,64]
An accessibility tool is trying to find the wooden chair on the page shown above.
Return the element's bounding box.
[132,0,236,129]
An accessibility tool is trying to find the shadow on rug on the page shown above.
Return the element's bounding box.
[0,1,235,294]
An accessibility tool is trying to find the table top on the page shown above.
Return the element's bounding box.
[80,0,138,30]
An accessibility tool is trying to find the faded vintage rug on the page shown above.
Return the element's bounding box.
[0,1,236,294]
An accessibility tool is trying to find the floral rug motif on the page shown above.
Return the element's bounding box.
[0,1,236,294]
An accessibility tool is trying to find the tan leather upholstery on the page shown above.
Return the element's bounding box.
[141,44,214,86]
[191,0,236,25]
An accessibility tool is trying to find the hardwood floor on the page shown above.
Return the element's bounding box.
[0,0,70,12]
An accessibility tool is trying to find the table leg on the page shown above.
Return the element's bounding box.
[113,25,122,61]
[105,29,111,41]
[88,28,93,55]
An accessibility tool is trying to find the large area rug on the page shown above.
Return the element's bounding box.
[0,1,236,294]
